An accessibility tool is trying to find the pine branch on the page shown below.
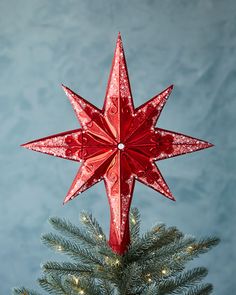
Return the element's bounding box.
[125,237,219,285]
[173,237,220,268]
[13,287,42,295]
[184,283,213,295]
[126,225,184,263]
[41,233,104,266]
[42,261,93,276]
[66,275,101,295]
[80,212,106,245]
[96,243,119,260]
[137,238,197,278]
[139,236,195,266]
[157,267,208,294]
[49,217,96,247]
[138,236,220,279]
[118,262,140,294]
[38,275,68,295]
[130,208,141,242]
[42,257,121,286]
[142,284,158,295]
[97,280,114,295]
[186,237,220,256]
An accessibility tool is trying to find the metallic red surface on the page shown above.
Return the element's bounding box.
[22,33,213,255]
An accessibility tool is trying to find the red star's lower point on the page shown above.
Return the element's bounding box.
[22,33,213,255]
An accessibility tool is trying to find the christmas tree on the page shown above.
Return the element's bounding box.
[13,208,219,295]
[14,34,219,294]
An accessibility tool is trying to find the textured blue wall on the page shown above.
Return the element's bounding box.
[0,0,235,293]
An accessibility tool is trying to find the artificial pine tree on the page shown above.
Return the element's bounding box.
[13,208,219,295]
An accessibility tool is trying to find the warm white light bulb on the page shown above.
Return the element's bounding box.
[82,216,87,222]
[131,218,136,224]
[161,269,167,275]
[57,245,63,251]
[114,259,120,266]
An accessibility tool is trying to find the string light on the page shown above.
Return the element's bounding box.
[105,256,110,264]
[56,245,63,252]
[81,215,88,222]
[131,217,136,224]
[145,273,152,282]
[187,245,194,253]
[174,255,181,261]
[114,258,120,266]
[104,256,120,267]
[161,269,167,275]
[98,234,103,239]
[72,275,79,285]
[69,275,84,294]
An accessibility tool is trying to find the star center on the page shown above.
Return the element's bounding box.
[117,143,125,150]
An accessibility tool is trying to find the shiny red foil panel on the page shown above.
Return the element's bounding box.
[22,33,213,255]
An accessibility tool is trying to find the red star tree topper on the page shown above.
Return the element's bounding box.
[22,33,213,255]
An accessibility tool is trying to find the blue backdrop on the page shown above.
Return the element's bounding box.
[0,0,235,293]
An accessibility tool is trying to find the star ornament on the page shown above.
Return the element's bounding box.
[22,33,213,255]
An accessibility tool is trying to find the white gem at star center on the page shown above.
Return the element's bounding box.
[118,143,125,150]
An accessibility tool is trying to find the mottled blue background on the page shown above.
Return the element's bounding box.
[0,0,235,294]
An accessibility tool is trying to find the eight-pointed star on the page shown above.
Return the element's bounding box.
[22,33,213,254]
